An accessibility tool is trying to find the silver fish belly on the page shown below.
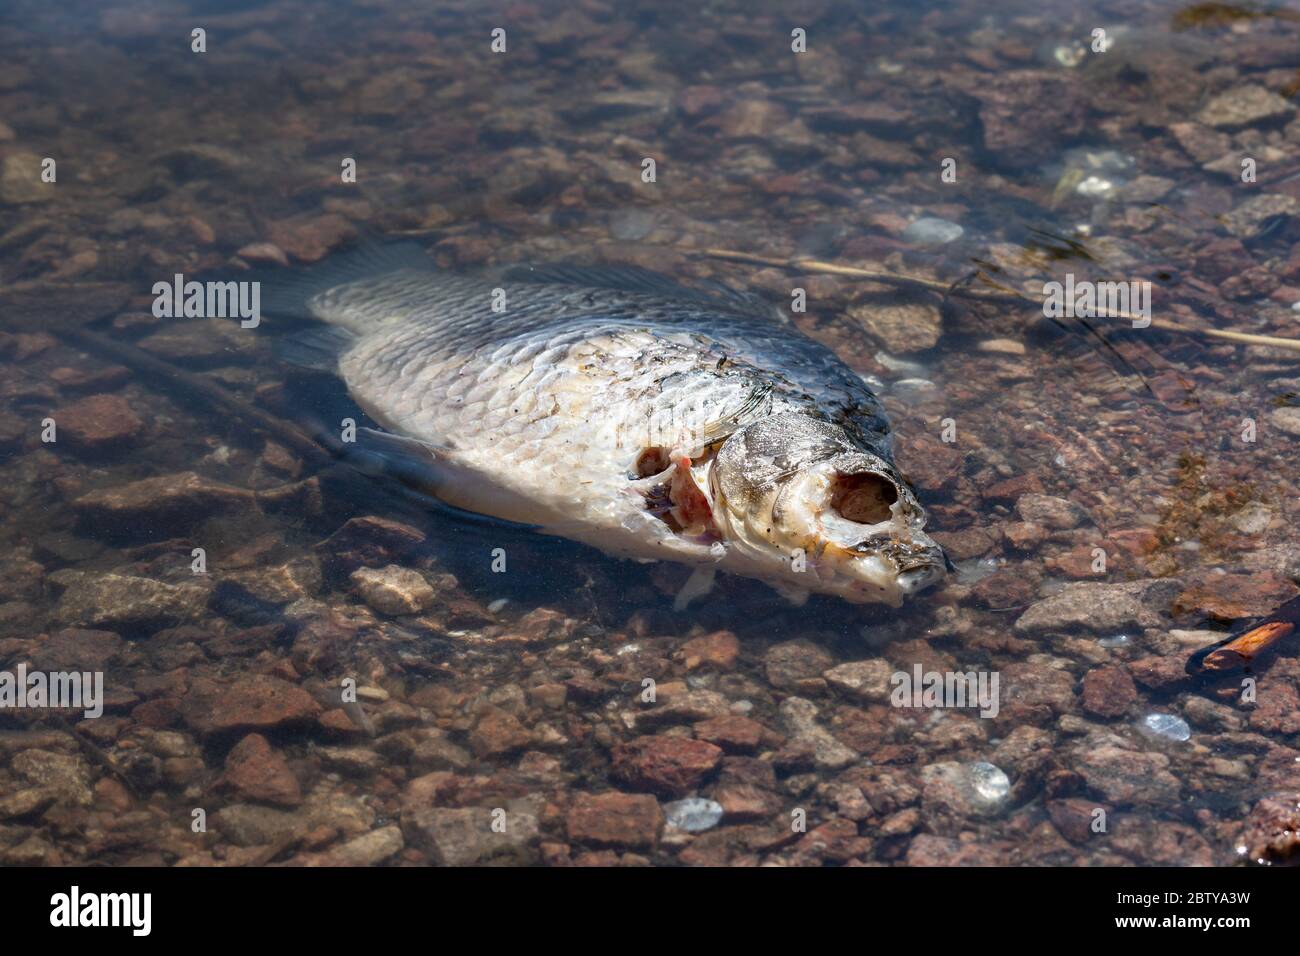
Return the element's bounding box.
[271,249,947,607]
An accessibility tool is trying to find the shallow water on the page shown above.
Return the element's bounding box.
[0,0,1298,866]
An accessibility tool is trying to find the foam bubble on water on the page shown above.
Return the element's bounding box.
[965,762,1011,811]
[664,797,724,832]
[1139,713,1191,742]
[902,216,964,246]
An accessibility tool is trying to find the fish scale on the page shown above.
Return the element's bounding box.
[272,246,946,606]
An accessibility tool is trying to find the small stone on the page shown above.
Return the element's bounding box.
[611,735,723,797]
[72,471,254,533]
[848,300,942,353]
[267,213,356,263]
[350,565,435,616]
[52,572,208,629]
[223,733,302,807]
[693,715,763,753]
[468,706,533,758]
[977,338,1026,355]
[1015,493,1089,530]
[1081,665,1137,719]
[1014,580,1177,635]
[53,394,144,451]
[1074,742,1181,804]
[322,826,404,866]
[1137,713,1191,743]
[765,639,834,691]
[1173,571,1298,621]
[1221,194,1298,239]
[663,797,724,833]
[920,760,1010,827]
[566,792,663,850]
[10,750,93,807]
[1,152,55,204]
[1271,406,1300,437]
[778,697,858,770]
[404,806,538,865]
[179,675,321,737]
[1047,797,1103,844]
[315,516,426,575]
[677,630,739,671]
[1235,796,1300,865]
[823,659,894,702]
[1197,85,1293,128]
[0,788,56,820]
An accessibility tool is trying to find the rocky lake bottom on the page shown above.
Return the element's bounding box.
[0,0,1298,867]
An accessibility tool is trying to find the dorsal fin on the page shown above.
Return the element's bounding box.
[502,262,775,316]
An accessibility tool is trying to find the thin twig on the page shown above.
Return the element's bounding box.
[694,247,1300,355]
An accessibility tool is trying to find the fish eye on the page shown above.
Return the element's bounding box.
[829,472,898,524]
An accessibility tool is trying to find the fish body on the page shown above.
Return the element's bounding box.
[271,247,946,606]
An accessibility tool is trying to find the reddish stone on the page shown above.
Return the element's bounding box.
[795,817,869,863]
[131,697,180,729]
[1048,798,1106,844]
[178,675,321,736]
[611,735,723,796]
[678,630,740,671]
[468,707,532,757]
[1129,655,1191,691]
[969,568,1039,608]
[893,435,963,493]
[932,526,998,561]
[222,733,301,807]
[54,394,144,451]
[693,715,763,754]
[266,213,355,263]
[714,784,782,822]
[1174,572,1299,622]
[1002,521,1047,551]
[1081,666,1138,719]
[983,473,1045,504]
[565,792,663,850]
[1047,544,1114,579]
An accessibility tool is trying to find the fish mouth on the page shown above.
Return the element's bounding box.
[859,536,948,598]
[897,562,946,597]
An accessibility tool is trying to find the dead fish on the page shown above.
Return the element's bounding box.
[264,244,947,608]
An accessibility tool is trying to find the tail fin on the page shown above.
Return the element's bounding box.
[256,240,434,321]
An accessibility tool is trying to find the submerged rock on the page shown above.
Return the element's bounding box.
[350,565,435,616]
[847,300,942,353]
[51,571,209,629]
[611,735,723,797]
[53,394,145,452]
[565,791,663,850]
[222,733,302,807]
[179,675,321,737]
[405,805,539,865]
[1014,580,1179,635]
[1196,85,1293,128]
[72,471,254,533]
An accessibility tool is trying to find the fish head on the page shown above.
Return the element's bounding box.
[709,412,947,606]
